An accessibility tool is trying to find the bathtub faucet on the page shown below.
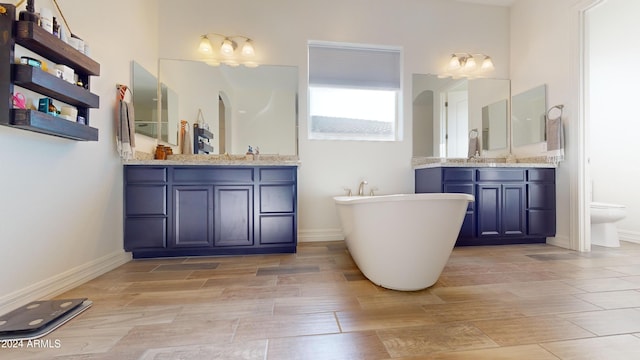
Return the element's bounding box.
[358,180,368,196]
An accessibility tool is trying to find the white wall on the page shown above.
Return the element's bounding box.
[588,0,640,242]
[0,0,158,313]
[156,0,510,241]
[510,0,602,249]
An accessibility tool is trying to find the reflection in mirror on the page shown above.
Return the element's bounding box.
[511,84,546,147]
[132,61,160,140]
[157,59,299,155]
[482,99,508,151]
[412,74,510,158]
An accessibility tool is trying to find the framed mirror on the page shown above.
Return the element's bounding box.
[412,74,510,158]
[156,59,299,155]
[511,84,546,147]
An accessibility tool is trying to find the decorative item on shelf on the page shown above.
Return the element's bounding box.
[18,0,39,23]
[193,110,214,154]
[12,92,26,109]
[20,56,41,68]
[439,52,494,79]
[197,32,258,68]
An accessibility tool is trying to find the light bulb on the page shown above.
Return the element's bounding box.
[220,39,236,56]
[448,54,461,70]
[464,56,476,70]
[198,35,213,54]
[481,56,495,71]
[241,40,255,57]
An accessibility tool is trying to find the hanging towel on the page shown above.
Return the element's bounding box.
[546,105,564,164]
[178,120,193,155]
[116,85,136,160]
[467,129,480,158]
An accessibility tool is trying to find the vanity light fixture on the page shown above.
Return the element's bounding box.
[443,53,494,78]
[197,33,257,67]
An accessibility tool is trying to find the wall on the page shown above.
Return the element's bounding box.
[510,0,602,250]
[588,0,640,242]
[0,0,158,313]
[156,0,510,241]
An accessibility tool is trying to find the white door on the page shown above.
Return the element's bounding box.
[446,90,469,158]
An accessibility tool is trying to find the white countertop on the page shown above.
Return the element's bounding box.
[412,157,557,169]
[124,154,301,167]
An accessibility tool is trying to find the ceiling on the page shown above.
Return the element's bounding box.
[455,0,515,6]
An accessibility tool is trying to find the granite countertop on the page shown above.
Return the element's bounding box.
[412,157,558,169]
[124,153,301,166]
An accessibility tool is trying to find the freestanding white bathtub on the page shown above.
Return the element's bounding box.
[334,193,474,291]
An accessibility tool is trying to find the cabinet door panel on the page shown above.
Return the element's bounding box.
[215,186,253,246]
[125,218,166,250]
[478,185,501,237]
[173,186,213,248]
[503,184,526,236]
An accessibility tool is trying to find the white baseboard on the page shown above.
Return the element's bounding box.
[298,228,344,242]
[546,234,572,250]
[0,251,131,315]
[619,229,640,244]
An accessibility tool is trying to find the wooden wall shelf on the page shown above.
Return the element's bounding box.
[10,109,98,141]
[0,7,101,142]
[14,21,100,76]
[13,64,99,108]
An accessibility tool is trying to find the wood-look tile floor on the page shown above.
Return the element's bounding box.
[6,241,640,359]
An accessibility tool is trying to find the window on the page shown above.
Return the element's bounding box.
[308,42,402,141]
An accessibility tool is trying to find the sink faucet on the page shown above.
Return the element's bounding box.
[358,180,368,196]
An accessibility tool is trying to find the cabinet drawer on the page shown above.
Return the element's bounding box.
[443,168,474,182]
[528,168,555,182]
[173,167,254,183]
[528,183,555,209]
[444,183,474,210]
[126,167,167,183]
[124,218,167,250]
[126,185,167,215]
[260,168,296,182]
[477,169,525,181]
[259,214,296,244]
[260,185,295,213]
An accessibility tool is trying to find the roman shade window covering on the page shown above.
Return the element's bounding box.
[308,43,401,89]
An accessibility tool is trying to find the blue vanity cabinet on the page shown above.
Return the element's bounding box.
[415,166,555,246]
[124,165,297,258]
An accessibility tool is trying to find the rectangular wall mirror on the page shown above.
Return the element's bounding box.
[412,74,510,158]
[482,99,508,151]
[511,84,546,147]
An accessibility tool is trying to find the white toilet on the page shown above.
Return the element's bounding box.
[590,202,626,247]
